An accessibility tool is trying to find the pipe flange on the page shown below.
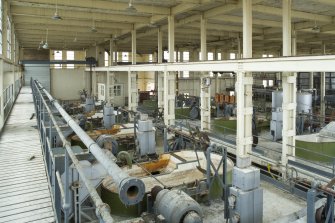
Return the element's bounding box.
[119,177,145,206]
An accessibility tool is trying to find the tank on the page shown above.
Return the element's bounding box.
[85,97,95,113]
[297,92,312,114]
[103,104,115,129]
[271,91,283,108]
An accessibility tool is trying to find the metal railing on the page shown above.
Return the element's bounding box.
[31,79,145,223]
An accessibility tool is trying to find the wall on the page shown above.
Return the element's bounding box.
[51,68,86,100]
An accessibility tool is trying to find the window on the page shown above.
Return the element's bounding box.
[230,53,236,60]
[149,54,153,62]
[263,80,268,88]
[163,51,169,61]
[113,85,122,96]
[183,52,189,62]
[100,85,105,97]
[209,72,214,77]
[183,71,190,78]
[104,51,109,66]
[6,16,11,59]
[208,52,214,61]
[217,53,222,60]
[54,50,62,69]
[122,52,129,62]
[269,80,274,87]
[66,51,74,69]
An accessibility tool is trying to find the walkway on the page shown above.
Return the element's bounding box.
[0,86,55,222]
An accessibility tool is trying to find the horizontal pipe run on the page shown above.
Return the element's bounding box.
[33,82,114,222]
[34,80,145,206]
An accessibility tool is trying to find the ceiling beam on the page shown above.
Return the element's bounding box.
[11,6,150,24]
[10,0,170,16]
[253,5,333,23]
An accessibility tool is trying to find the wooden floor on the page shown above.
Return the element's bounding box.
[0,86,55,223]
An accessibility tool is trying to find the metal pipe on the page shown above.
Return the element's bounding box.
[33,82,114,222]
[34,80,145,206]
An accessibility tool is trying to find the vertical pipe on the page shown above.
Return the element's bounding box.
[200,14,207,61]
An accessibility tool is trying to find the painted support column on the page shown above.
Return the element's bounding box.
[106,70,110,103]
[235,0,253,167]
[200,13,210,130]
[128,70,137,113]
[200,14,207,61]
[92,70,97,97]
[158,72,164,108]
[163,69,175,126]
[168,15,175,63]
[321,42,326,125]
[292,29,297,56]
[109,40,114,66]
[215,73,219,93]
[158,28,163,63]
[281,0,296,168]
[132,27,136,65]
[157,27,164,109]
[163,15,176,125]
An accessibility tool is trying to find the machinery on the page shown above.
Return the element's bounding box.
[270,90,313,141]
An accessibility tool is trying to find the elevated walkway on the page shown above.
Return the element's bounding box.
[0,86,55,222]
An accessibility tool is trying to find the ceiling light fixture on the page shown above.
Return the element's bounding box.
[147,1,157,28]
[52,0,62,20]
[312,20,320,33]
[43,28,49,49]
[73,32,78,42]
[91,20,98,33]
[126,0,137,13]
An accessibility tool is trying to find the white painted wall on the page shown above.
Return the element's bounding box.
[51,68,86,100]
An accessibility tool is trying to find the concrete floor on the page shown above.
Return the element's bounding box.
[201,181,306,223]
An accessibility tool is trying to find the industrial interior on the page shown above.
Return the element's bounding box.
[1,0,335,222]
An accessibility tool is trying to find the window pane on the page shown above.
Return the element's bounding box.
[54,50,62,68]
[67,51,74,68]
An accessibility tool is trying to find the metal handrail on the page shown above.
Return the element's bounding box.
[32,79,114,223]
[34,80,145,206]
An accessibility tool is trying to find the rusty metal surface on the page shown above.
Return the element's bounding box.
[0,86,55,222]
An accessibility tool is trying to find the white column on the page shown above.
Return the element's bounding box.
[321,42,326,125]
[92,70,97,97]
[132,28,136,65]
[168,15,175,63]
[200,14,207,61]
[235,0,253,167]
[128,70,137,113]
[309,73,314,89]
[106,70,110,103]
[158,27,163,63]
[200,13,210,130]
[292,29,297,56]
[281,0,296,168]
[109,40,114,66]
[163,15,176,125]
[158,72,164,108]
[163,69,175,126]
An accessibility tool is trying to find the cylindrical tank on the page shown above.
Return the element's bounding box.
[272,91,283,108]
[85,97,95,113]
[297,92,312,114]
[154,188,203,223]
[103,104,115,129]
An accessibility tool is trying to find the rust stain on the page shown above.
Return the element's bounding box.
[140,154,170,173]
